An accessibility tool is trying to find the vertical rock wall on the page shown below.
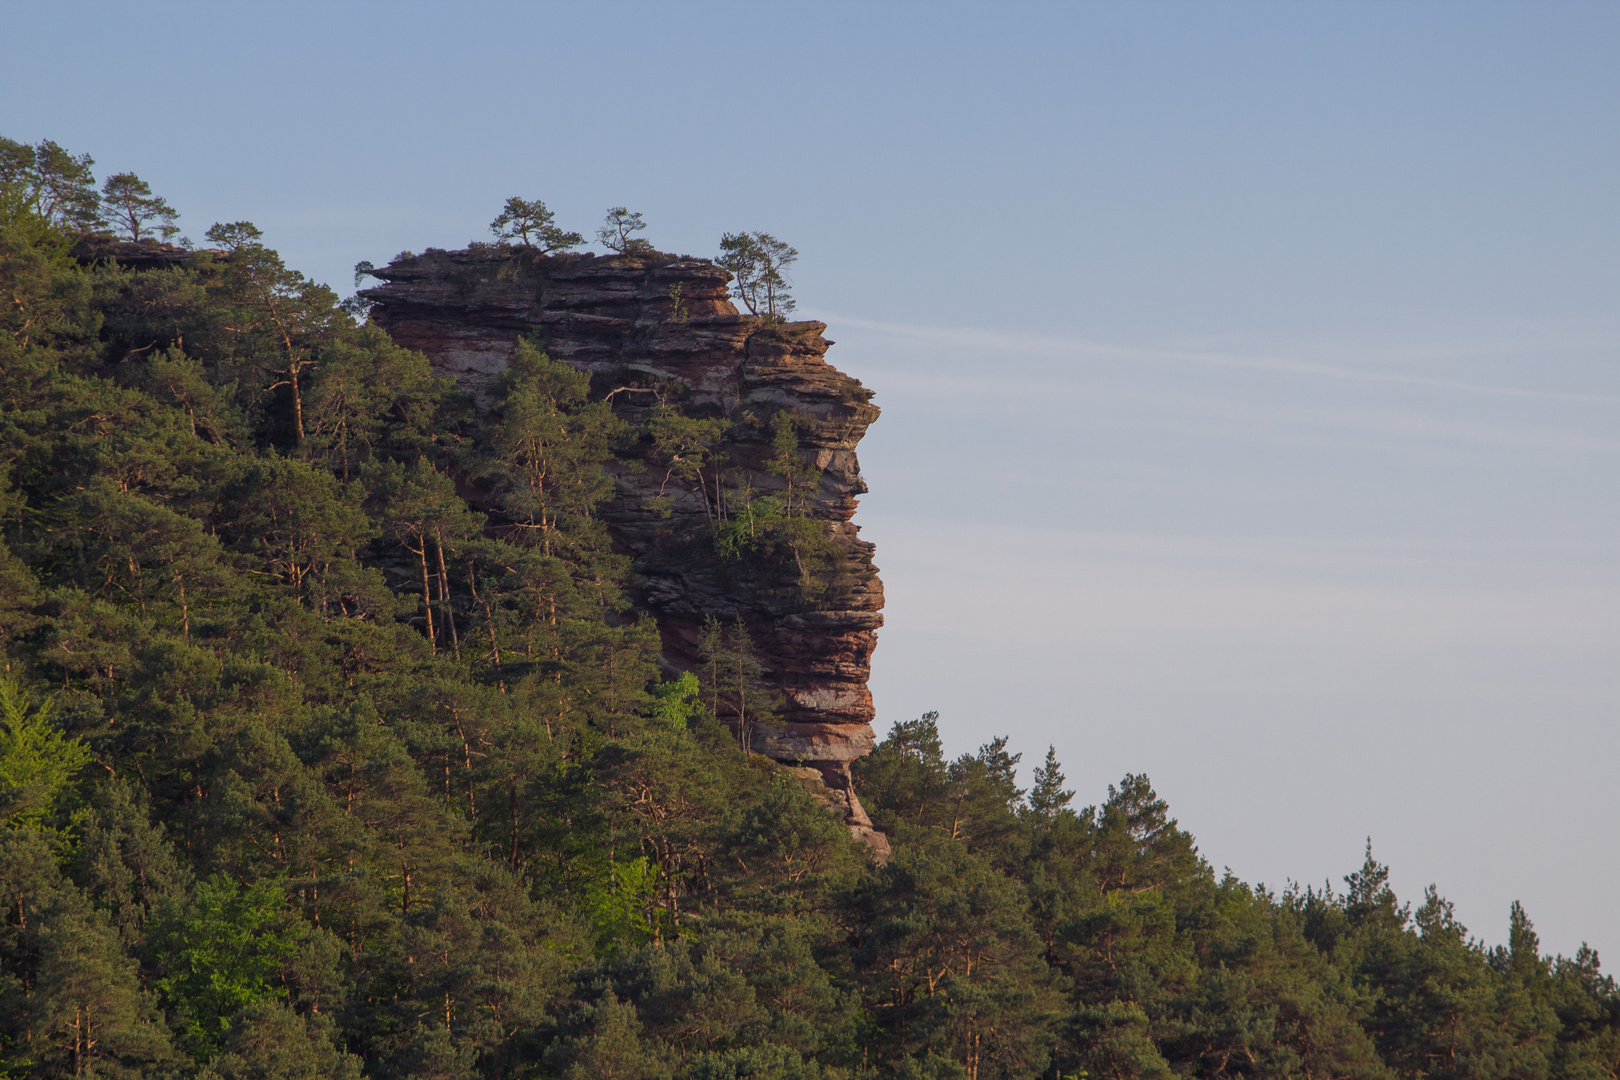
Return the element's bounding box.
[361,248,884,796]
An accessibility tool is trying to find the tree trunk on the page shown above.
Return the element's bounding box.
[434,535,460,659]
[415,541,436,650]
[288,361,306,442]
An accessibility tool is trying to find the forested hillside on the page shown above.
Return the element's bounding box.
[1,136,1616,1080]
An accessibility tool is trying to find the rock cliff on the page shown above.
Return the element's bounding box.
[360,247,884,798]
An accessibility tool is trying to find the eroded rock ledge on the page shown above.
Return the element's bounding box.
[360,247,884,793]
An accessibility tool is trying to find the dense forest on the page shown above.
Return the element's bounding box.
[1,136,1616,1080]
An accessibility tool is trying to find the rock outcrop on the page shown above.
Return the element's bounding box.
[360,247,884,799]
[71,234,196,272]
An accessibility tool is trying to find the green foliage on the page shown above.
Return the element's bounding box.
[0,136,102,231]
[484,337,626,557]
[694,410,842,601]
[581,857,660,955]
[697,616,776,751]
[711,482,782,561]
[0,672,88,829]
[667,282,689,325]
[0,829,177,1078]
[0,185,94,349]
[645,398,840,603]
[99,173,179,242]
[1024,745,1074,824]
[151,876,304,1058]
[855,713,1024,862]
[764,414,821,516]
[203,220,343,445]
[597,207,653,255]
[689,1042,825,1079]
[205,1001,363,1080]
[301,325,465,479]
[850,832,1061,1078]
[2,133,1616,1080]
[648,672,703,732]
[364,456,485,653]
[647,409,726,512]
[490,196,584,254]
[718,231,797,320]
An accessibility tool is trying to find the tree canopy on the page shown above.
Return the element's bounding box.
[490,197,584,254]
[597,207,653,254]
[717,231,797,320]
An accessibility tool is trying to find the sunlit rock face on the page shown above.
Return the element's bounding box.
[361,248,884,778]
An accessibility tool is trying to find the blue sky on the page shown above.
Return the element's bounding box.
[5,1,1617,958]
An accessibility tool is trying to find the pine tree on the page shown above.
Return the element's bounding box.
[1025,745,1074,824]
[489,196,583,254]
[0,137,101,230]
[0,830,176,1079]
[365,457,487,655]
[203,221,342,444]
[69,778,192,947]
[596,208,652,255]
[299,325,468,481]
[716,232,797,320]
[98,173,179,242]
[695,617,774,753]
[850,833,1061,1078]
[4,132,1616,1080]
[207,1001,364,1080]
[647,409,726,516]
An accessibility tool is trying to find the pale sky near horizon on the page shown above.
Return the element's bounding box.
[4,1,1617,959]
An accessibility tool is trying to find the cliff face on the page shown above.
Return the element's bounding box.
[361,248,884,787]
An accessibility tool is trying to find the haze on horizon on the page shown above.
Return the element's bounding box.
[4,1,1616,961]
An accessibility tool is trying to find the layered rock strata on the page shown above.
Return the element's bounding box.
[71,234,195,272]
[361,247,884,797]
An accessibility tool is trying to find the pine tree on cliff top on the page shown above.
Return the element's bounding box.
[597,206,653,254]
[489,195,583,253]
[100,172,179,242]
[718,230,797,320]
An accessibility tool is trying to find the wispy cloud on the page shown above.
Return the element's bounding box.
[807,311,1620,406]
[850,361,1620,458]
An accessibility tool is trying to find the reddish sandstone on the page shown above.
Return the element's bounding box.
[361,247,884,775]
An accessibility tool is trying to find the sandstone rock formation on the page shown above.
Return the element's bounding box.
[360,247,885,806]
[71,234,195,272]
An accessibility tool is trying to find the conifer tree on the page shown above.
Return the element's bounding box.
[596,207,652,255]
[99,173,179,242]
[69,779,192,947]
[366,457,486,654]
[300,325,467,480]
[1025,745,1074,824]
[208,1001,364,1080]
[696,616,775,753]
[0,830,176,1079]
[851,834,1061,1078]
[0,137,101,230]
[647,409,727,515]
[490,196,583,253]
[203,221,342,443]
[717,231,797,320]
[219,455,390,616]
[484,339,624,560]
